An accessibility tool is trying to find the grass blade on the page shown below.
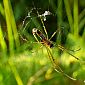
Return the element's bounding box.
[3,0,14,55]
[0,25,7,57]
[73,0,78,37]
[64,0,73,33]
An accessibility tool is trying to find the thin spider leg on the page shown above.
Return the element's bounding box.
[46,46,63,72]
[49,29,59,41]
[32,1,48,39]
[58,44,81,52]
[23,20,31,32]
[57,45,85,64]
[58,44,80,60]
[36,10,48,39]
[67,48,81,52]
[30,41,43,44]
[46,46,77,81]
[38,13,48,39]
[33,33,40,43]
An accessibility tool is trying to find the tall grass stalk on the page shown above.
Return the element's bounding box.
[0,3,5,17]
[79,17,85,32]
[3,0,14,55]
[3,0,23,85]
[3,0,20,54]
[79,9,85,21]
[56,0,62,44]
[8,59,24,85]
[64,0,73,33]
[79,9,85,32]
[7,0,20,50]
[73,0,78,37]
[0,25,7,57]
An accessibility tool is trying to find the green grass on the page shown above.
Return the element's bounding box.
[0,0,85,85]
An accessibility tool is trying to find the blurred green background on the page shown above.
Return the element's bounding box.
[0,0,85,85]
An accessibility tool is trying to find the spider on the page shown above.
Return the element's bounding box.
[32,28,81,81]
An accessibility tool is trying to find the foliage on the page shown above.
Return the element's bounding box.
[0,0,85,85]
